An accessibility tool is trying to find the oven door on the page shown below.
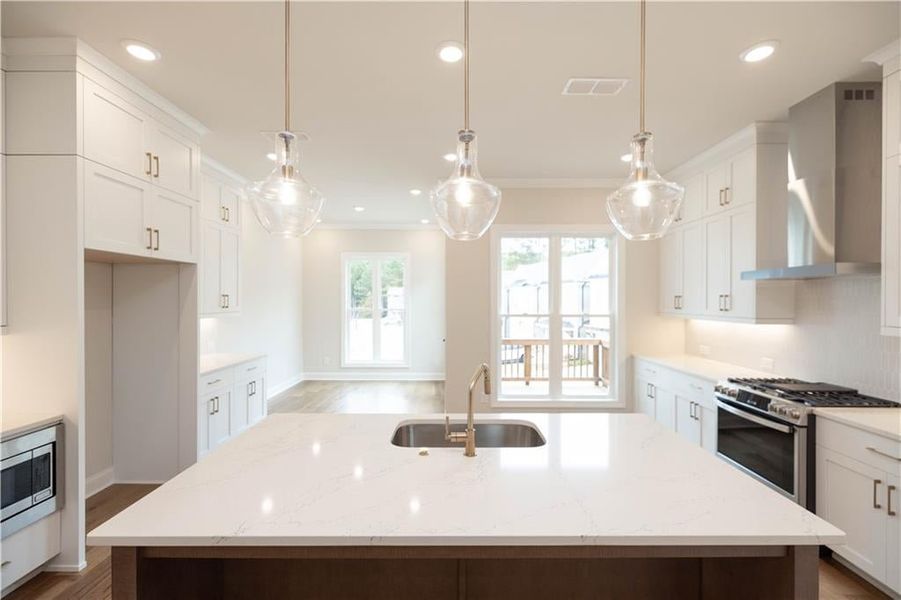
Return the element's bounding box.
[1,451,35,520]
[716,399,804,504]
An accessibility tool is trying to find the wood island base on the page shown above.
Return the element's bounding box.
[111,544,818,599]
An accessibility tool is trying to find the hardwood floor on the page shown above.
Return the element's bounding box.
[6,485,157,600]
[269,379,445,414]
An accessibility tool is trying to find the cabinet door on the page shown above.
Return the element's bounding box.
[705,163,729,213]
[220,185,241,229]
[230,380,250,435]
[887,471,900,593]
[149,189,198,263]
[209,391,231,451]
[200,174,222,222]
[82,78,150,181]
[149,123,199,200]
[681,222,705,314]
[636,377,655,418]
[660,231,683,314]
[674,396,700,445]
[817,446,887,582]
[200,223,222,315]
[679,173,704,223]
[727,148,755,208]
[220,229,240,312]
[883,157,900,331]
[705,216,730,315]
[728,206,756,317]
[198,392,214,455]
[248,376,266,424]
[698,404,717,455]
[655,387,676,431]
[84,162,152,257]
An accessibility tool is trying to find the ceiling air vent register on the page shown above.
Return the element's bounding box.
[561,78,629,96]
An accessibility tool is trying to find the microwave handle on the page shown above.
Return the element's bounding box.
[717,400,793,434]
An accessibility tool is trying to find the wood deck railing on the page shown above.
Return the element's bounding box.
[500,339,610,387]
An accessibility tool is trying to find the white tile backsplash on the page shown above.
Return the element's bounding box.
[685,276,900,400]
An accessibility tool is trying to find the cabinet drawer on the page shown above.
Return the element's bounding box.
[200,368,233,393]
[673,375,716,410]
[235,358,265,380]
[0,511,60,592]
[817,417,901,473]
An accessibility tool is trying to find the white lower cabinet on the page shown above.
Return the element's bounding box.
[816,417,901,594]
[633,358,717,455]
[0,511,60,594]
[198,357,266,457]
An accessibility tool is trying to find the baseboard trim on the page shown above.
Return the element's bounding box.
[85,467,114,498]
[44,560,87,573]
[267,373,305,399]
[301,371,445,382]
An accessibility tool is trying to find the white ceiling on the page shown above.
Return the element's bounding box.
[3,2,898,224]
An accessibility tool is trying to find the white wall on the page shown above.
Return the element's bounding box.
[84,262,112,492]
[302,228,446,379]
[199,202,305,395]
[444,187,684,412]
[685,276,901,400]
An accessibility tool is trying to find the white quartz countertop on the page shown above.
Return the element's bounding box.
[88,413,843,547]
[634,354,775,382]
[1,411,64,440]
[199,353,266,375]
[815,408,901,442]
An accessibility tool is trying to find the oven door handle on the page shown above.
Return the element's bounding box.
[717,400,793,434]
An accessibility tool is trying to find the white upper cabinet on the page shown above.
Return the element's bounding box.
[199,161,244,316]
[871,43,901,336]
[659,123,795,323]
[150,188,198,263]
[201,171,242,229]
[84,161,153,257]
[148,122,200,199]
[83,78,151,181]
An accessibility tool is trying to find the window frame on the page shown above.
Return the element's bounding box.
[489,225,625,408]
[340,252,412,368]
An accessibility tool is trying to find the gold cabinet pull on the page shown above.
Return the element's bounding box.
[208,397,216,416]
[153,229,160,251]
[889,485,897,517]
[153,155,160,178]
[146,227,153,250]
[874,479,883,509]
[723,186,731,205]
[145,152,153,176]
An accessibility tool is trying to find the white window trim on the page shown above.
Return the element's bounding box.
[489,224,626,409]
[340,252,412,368]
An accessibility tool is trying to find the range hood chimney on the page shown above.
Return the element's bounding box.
[742,82,882,280]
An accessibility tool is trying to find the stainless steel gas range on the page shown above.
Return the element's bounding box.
[713,378,898,510]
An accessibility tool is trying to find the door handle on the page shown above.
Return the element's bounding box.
[874,479,883,509]
[153,155,160,178]
[145,152,153,176]
[153,229,160,251]
[146,227,153,250]
[889,485,897,517]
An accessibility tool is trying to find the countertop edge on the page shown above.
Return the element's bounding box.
[1,414,64,441]
[814,409,901,442]
[198,353,267,375]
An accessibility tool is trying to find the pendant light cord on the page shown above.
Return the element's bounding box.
[285,0,291,132]
[639,0,646,134]
[463,0,470,131]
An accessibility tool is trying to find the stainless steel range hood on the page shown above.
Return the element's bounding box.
[742,82,882,281]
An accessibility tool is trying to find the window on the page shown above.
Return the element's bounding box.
[493,230,617,403]
[342,253,410,366]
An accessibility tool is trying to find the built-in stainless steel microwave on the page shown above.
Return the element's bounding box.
[1,423,64,538]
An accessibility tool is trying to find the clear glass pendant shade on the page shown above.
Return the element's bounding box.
[430,130,502,241]
[247,131,324,237]
[606,132,683,241]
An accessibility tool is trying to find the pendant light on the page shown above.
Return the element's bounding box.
[606,0,683,241]
[247,0,324,237]
[430,0,501,241]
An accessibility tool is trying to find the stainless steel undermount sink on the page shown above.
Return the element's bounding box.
[390,421,546,448]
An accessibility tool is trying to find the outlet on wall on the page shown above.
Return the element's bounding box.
[760,357,775,372]
[699,345,711,357]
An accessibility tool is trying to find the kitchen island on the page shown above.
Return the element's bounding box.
[88,413,843,599]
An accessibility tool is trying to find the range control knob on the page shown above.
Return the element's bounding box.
[788,408,801,420]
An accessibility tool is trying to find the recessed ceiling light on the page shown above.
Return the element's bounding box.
[420,219,429,224]
[409,188,422,196]
[266,152,277,161]
[122,40,161,62]
[316,218,322,223]
[443,153,457,162]
[354,206,365,212]
[740,41,778,63]
[437,42,464,63]
[620,153,632,162]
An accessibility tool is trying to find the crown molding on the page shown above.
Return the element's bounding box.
[863,39,901,66]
